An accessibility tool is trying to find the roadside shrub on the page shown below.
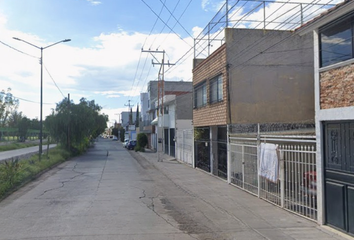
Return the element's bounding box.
[0,147,70,200]
[0,159,22,186]
[134,145,145,152]
[136,133,148,151]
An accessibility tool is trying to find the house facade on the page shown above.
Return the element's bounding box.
[155,92,193,159]
[141,80,193,150]
[193,27,314,180]
[297,0,354,235]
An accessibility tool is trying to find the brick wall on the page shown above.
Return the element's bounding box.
[320,63,354,109]
[192,44,228,127]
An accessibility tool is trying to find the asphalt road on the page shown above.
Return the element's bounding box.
[0,144,57,162]
[0,139,348,240]
[0,139,202,240]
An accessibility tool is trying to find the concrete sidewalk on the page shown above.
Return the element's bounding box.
[136,149,353,240]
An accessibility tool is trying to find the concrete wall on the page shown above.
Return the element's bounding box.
[148,81,192,103]
[176,92,193,120]
[226,28,315,124]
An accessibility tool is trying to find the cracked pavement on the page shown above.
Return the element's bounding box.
[0,139,350,240]
[0,139,197,240]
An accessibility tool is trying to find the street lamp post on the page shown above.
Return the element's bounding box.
[13,37,71,160]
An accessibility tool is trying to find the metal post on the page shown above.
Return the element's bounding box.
[263,2,266,30]
[257,123,261,198]
[226,0,229,28]
[227,125,231,184]
[12,37,71,161]
[279,150,285,208]
[39,47,43,160]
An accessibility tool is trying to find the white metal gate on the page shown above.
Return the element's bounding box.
[228,124,317,220]
[176,129,193,165]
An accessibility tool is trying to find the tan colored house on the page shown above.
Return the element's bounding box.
[193,28,314,179]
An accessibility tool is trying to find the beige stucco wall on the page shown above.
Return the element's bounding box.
[226,28,315,124]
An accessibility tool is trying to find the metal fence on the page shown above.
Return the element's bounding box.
[176,129,193,165]
[229,123,317,221]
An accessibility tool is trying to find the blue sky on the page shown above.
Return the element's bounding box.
[0,0,223,124]
[0,0,341,125]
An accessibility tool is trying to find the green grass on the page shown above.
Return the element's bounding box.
[0,147,70,200]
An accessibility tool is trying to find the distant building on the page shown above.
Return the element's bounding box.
[141,80,193,150]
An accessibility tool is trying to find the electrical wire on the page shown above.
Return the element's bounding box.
[167,0,336,77]
[157,0,193,49]
[0,40,38,59]
[43,65,66,98]
[140,0,193,48]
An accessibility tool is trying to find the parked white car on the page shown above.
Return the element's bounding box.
[123,139,129,148]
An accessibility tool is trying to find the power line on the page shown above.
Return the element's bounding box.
[158,0,192,38]
[10,95,56,105]
[43,65,66,98]
[0,40,38,59]
[166,0,336,78]
[140,0,193,48]
[157,0,193,49]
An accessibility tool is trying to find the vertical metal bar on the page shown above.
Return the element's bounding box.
[301,3,303,25]
[227,125,231,184]
[242,145,245,189]
[257,123,261,198]
[192,128,196,168]
[226,0,229,28]
[263,1,266,30]
[39,47,43,161]
[280,148,285,208]
[208,24,210,56]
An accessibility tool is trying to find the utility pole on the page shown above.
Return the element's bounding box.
[142,49,175,161]
[67,93,71,150]
[141,49,175,117]
[125,100,134,125]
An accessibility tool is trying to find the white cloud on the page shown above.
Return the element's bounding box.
[87,0,102,6]
[0,9,197,120]
[201,0,224,12]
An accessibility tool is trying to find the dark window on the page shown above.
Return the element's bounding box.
[194,82,207,108]
[320,15,354,67]
[210,75,223,103]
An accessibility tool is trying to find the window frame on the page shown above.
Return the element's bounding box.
[319,12,354,68]
[194,81,207,109]
[209,74,223,104]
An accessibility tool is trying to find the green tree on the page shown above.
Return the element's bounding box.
[45,97,107,154]
[119,127,125,142]
[135,104,139,127]
[18,117,30,141]
[112,127,118,137]
[7,111,23,128]
[0,88,19,127]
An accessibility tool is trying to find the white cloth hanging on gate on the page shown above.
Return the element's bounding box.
[259,143,279,182]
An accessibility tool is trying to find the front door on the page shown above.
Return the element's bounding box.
[324,121,354,234]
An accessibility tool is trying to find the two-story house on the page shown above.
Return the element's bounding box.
[141,80,192,151]
[193,28,314,179]
[297,0,354,235]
